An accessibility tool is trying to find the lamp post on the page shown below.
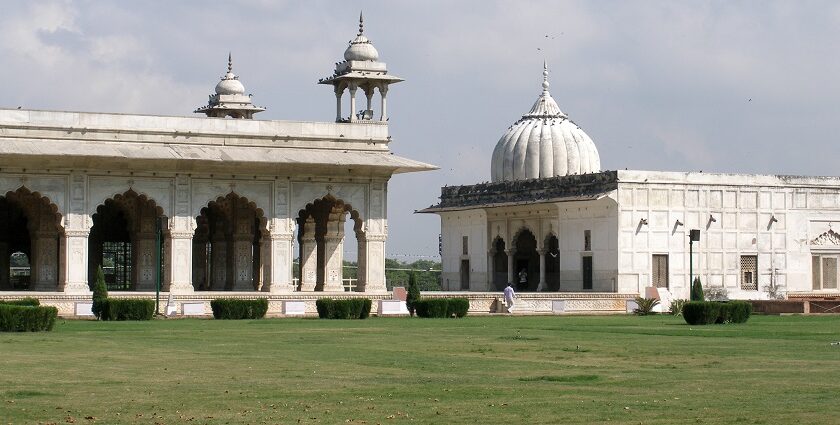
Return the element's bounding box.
[689,229,700,293]
[155,216,165,316]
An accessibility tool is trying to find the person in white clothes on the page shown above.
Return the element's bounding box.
[503,283,516,313]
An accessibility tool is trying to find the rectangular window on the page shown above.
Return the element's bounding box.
[584,230,592,251]
[652,254,669,289]
[582,256,593,290]
[812,255,840,290]
[740,255,757,291]
[823,257,837,289]
[462,236,469,256]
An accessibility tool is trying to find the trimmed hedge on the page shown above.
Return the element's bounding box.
[0,297,40,306]
[316,298,372,319]
[415,298,470,318]
[683,301,752,325]
[211,299,269,320]
[102,299,155,321]
[0,304,58,332]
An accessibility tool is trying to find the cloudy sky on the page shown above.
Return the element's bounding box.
[2,1,839,260]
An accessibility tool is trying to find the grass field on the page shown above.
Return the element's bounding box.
[1,314,840,424]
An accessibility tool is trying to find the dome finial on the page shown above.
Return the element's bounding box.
[228,52,233,74]
[358,11,364,36]
[542,60,550,93]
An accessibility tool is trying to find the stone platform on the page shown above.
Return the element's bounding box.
[0,291,637,318]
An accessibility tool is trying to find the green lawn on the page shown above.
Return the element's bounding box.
[1,315,839,424]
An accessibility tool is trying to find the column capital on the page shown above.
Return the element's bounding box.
[65,230,90,238]
[366,234,387,242]
[537,248,547,255]
[169,231,194,239]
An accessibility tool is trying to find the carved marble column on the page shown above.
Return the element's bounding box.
[230,234,254,291]
[268,232,295,293]
[30,232,58,291]
[359,234,387,293]
[192,239,207,290]
[505,249,515,285]
[322,235,345,292]
[63,229,91,294]
[167,217,195,294]
[0,242,9,290]
[133,235,156,291]
[334,87,343,122]
[537,248,547,292]
[210,229,227,290]
[299,217,317,292]
[379,85,388,121]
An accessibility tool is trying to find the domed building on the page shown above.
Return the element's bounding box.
[421,64,840,313]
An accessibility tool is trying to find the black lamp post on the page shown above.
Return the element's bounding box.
[689,229,700,288]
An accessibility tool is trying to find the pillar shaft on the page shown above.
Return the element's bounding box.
[0,243,9,290]
[537,249,547,292]
[167,232,194,294]
[359,235,386,293]
[267,233,295,293]
[30,234,58,291]
[230,236,254,291]
[210,232,227,290]
[349,85,358,122]
[299,236,317,291]
[322,236,345,292]
[63,230,90,294]
[379,87,388,121]
[335,90,343,122]
[505,249,514,285]
[133,235,156,291]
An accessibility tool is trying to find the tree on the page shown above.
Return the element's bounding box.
[406,271,421,317]
[690,277,705,302]
[91,266,109,320]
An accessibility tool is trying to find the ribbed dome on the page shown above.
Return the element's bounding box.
[490,65,600,182]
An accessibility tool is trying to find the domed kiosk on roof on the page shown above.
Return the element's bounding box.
[491,63,600,182]
[195,53,265,119]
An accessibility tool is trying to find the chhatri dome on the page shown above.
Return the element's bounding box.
[490,63,600,182]
[343,12,379,62]
[195,53,265,119]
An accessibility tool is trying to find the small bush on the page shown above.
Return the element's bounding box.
[315,298,372,319]
[670,299,688,316]
[91,266,108,319]
[211,299,269,320]
[690,277,705,302]
[683,301,721,325]
[102,299,155,321]
[683,301,751,325]
[633,297,660,315]
[0,305,58,332]
[0,298,40,306]
[415,298,470,318]
[406,272,421,317]
[720,301,752,324]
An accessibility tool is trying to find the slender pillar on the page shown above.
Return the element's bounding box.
[364,87,374,118]
[505,249,515,285]
[192,239,207,290]
[334,88,343,122]
[348,85,358,122]
[62,229,91,294]
[299,217,317,291]
[537,248,547,291]
[379,86,388,121]
[487,249,495,291]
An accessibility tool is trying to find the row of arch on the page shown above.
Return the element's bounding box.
[0,187,366,292]
[489,228,560,291]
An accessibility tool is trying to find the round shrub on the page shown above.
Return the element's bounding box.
[683,301,721,325]
[211,299,269,320]
[415,298,469,318]
[315,298,371,319]
[102,299,155,321]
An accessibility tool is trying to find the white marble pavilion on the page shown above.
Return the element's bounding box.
[0,16,436,316]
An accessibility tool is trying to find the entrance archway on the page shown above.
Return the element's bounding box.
[297,195,365,292]
[192,193,268,291]
[513,228,539,291]
[0,188,63,291]
[490,237,507,291]
[88,190,164,291]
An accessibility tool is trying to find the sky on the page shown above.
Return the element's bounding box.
[1,1,839,260]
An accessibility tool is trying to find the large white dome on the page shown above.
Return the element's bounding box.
[490,66,600,182]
